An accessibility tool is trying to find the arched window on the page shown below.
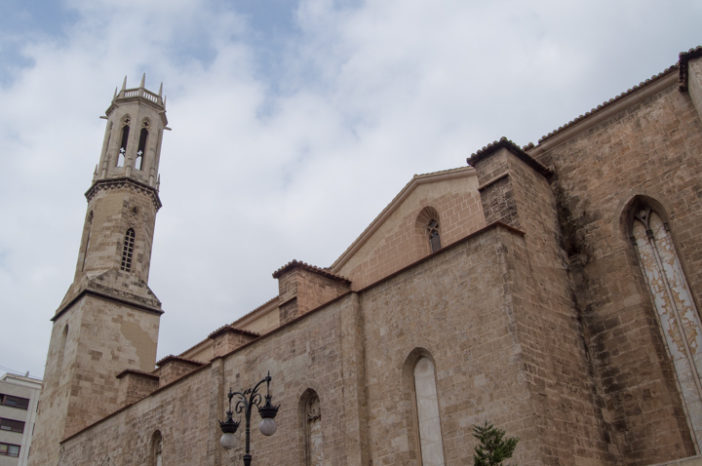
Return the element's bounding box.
[301,389,323,466]
[416,207,441,253]
[630,197,702,450]
[151,430,163,466]
[117,118,130,168]
[413,356,445,466]
[136,121,149,170]
[120,228,135,272]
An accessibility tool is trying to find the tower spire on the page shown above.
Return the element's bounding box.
[28,79,168,466]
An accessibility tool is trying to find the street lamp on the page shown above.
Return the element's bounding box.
[219,371,280,466]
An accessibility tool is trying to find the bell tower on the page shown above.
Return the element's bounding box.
[29,76,168,466]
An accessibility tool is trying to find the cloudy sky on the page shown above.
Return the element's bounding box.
[1,0,700,379]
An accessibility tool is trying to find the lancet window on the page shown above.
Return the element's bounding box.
[301,389,323,466]
[413,356,445,466]
[136,121,149,170]
[120,228,135,272]
[630,198,702,450]
[416,207,442,254]
[117,117,130,168]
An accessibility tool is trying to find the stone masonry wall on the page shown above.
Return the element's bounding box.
[531,81,702,463]
[504,151,613,463]
[59,294,361,465]
[59,228,580,465]
[335,171,486,290]
[361,225,543,465]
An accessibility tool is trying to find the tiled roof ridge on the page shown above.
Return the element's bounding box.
[156,354,205,367]
[411,166,471,179]
[467,136,552,178]
[537,64,677,144]
[208,325,260,339]
[273,259,351,283]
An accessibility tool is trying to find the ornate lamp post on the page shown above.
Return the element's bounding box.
[219,371,280,466]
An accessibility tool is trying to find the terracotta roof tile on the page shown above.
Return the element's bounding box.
[155,355,205,368]
[208,325,260,339]
[536,65,677,144]
[272,259,351,283]
[467,137,552,178]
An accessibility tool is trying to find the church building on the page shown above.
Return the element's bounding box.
[28,47,702,465]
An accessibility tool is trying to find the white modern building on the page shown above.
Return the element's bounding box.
[0,374,41,466]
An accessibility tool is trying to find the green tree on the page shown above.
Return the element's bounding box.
[472,422,518,466]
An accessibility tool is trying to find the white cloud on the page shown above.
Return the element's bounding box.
[1,0,701,378]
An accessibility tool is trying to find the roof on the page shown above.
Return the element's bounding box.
[533,47,702,146]
[208,325,260,339]
[273,259,350,283]
[467,137,552,178]
[155,355,205,368]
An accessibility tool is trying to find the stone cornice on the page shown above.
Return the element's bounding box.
[85,177,162,210]
[53,287,163,322]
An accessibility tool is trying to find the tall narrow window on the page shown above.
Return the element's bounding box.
[413,356,445,466]
[117,119,130,168]
[151,430,163,466]
[81,211,93,272]
[427,219,441,252]
[120,228,135,272]
[631,199,702,450]
[136,123,149,170]
[301,390,323,466]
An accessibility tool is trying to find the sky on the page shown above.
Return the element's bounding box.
[0,0,701,379]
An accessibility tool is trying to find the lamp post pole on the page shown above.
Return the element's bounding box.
[219,371,279,466]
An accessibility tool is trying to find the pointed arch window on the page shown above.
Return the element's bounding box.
[120,228,135,272]
[136,121,149,171]
[630,199,702,450]
[301,389,323,466]
[117,118,130,168]
[416,207,441,254]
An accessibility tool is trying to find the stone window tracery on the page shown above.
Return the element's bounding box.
[416,207,441,254]
[120,228,135,272]
[630,199,702,450]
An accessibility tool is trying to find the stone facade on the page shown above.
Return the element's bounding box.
[29,48,702,465]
